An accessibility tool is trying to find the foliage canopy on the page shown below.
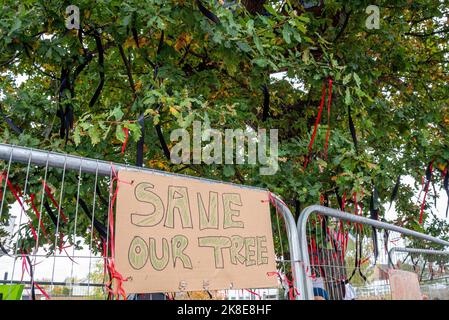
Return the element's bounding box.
[1,0,449,253]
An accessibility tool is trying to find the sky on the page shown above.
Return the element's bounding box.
[0,201,101,283]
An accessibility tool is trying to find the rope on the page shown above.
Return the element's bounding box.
[104,166,132,300]
[267,271,300,300]
[121,127,129,155]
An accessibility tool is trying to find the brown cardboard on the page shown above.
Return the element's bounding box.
[388,269,422,300]
[115,171,277,293]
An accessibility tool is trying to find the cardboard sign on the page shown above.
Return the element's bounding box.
[388,269,422,300]
[115,171,277,293]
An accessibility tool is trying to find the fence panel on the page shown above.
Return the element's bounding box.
[389,247,449,300]
[0,143,301,300]
[296,205,449,300]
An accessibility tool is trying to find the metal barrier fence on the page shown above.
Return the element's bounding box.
[0,143,301,300]
[296,205,449,300]
[388,247,449,300]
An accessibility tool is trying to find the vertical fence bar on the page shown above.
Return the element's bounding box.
[87,161,99,297]
[50,154,68,289]
[297,205,449,300]
[388,247,449,299]
[0,143,301,300]
[31,153,50,296]
[9,152,32,284]
[0,148,13,221]
[269,194,303,300]
[69,159,83,295]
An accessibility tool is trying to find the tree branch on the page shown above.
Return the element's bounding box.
[89,30,105,109]
[334,10,352,42]
[117,43,137,100]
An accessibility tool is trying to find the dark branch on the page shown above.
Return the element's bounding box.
[117,43,137,99]
[334,10,352,42]
[155,123,171,160]
[89,30,105,109]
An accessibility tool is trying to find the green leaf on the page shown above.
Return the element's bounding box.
[103,125,112,139]
[343,73,352,85]
[111,107,124,121]
[74,126,81,145]
[8,17,22,35]
[116,124,126,142]
[282,24,292,44]
[88,125,101,145]
[355,87,366,97]
[302,48,310,64]
[126,123,142,142]
[253,34,264,54]
[353,73,361,87]
[178,112,195,128]
[264,3,279,17]
[223,165,235,177]
[212,30,224,43]
[246,19,254,34]
[292,29,302,43]
[303,36,314,44]
[122,15,132,27]
[295,22,307,34]
[253,58,269,68]
[345,87,353,105]
[153,114,160,125]
[236,41,253,53]
[298,15,310,23]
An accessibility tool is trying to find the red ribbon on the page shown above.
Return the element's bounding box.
[267,271,299,300]
[121,127,129,155]
[102,240,108,283]
[311,237,319,265]
[42,181,68,224]
[244,289,261,300]
[165,293,174,300]
[29,193,50,242]
[360,256,371,265]
[2,172,25,209]
[336,223,348,264]
[327,228,338,261]
[28,223,38,242]
[2,172,38,241]
[20,249,51,299]
[104,166,131,300]
[267,192,288,234]
[104,258,128,299]
[268,191,289,209]
[42,180,69,252]
[390,237,401,245]
[266,193,302,299]
[20,250,29,282]
[353,192,358,215]
[15,183,23,198]
[34,283,51,300]
[304,78,333,169]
